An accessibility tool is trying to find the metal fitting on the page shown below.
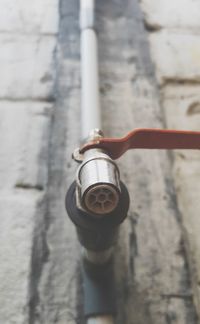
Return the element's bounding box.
[76,149,121,215]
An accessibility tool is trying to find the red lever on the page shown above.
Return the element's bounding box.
[80,128,200,160]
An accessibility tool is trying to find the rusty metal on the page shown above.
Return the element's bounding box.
[79,128,200,160]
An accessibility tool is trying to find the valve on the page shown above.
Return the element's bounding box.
[73,129,122,216]
[72,128,200,217]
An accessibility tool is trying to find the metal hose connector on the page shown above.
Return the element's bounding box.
[76,148,121,215]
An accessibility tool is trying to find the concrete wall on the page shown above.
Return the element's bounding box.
[140,0,200,319]
[0,0,199,323]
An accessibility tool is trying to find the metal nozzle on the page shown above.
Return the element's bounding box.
[84,183,119,214]
[77,149,120,215]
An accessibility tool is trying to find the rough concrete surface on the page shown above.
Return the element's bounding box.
[140,0,200,31]
[149,31,200,85]
[32,0,198,323]
[0,190,44,324]
[0,0,58,322]
[140,0,200,321]
[0,0,58,34]
[0,101,52,190]
[0,0,200,323]
[162,85,200,319]
[0,34,56,100]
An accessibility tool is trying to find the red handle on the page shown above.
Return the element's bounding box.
[80,128,200,159]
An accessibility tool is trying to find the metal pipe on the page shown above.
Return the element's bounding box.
[77,148,121,215]
[80,0,101,140]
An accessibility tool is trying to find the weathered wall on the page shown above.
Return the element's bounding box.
[140,0,200,319]
[0,0,199,323]
[0,0,58,323]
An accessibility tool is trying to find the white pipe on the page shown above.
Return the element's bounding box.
[80,0,101,141]
[87,316,115,324]
[80,0,95,13]
[80,0,95,29]
[80,2,114,323]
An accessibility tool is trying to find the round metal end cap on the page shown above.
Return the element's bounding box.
[83,184,119,215]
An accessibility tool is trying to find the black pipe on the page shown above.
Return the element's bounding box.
[66,181,130,251]
[65,181,130,317]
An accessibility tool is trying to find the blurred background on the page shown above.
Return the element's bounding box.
[0,0,200,323]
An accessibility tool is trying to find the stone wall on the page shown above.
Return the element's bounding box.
[140,0,200,319]
[0,0,199,323]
